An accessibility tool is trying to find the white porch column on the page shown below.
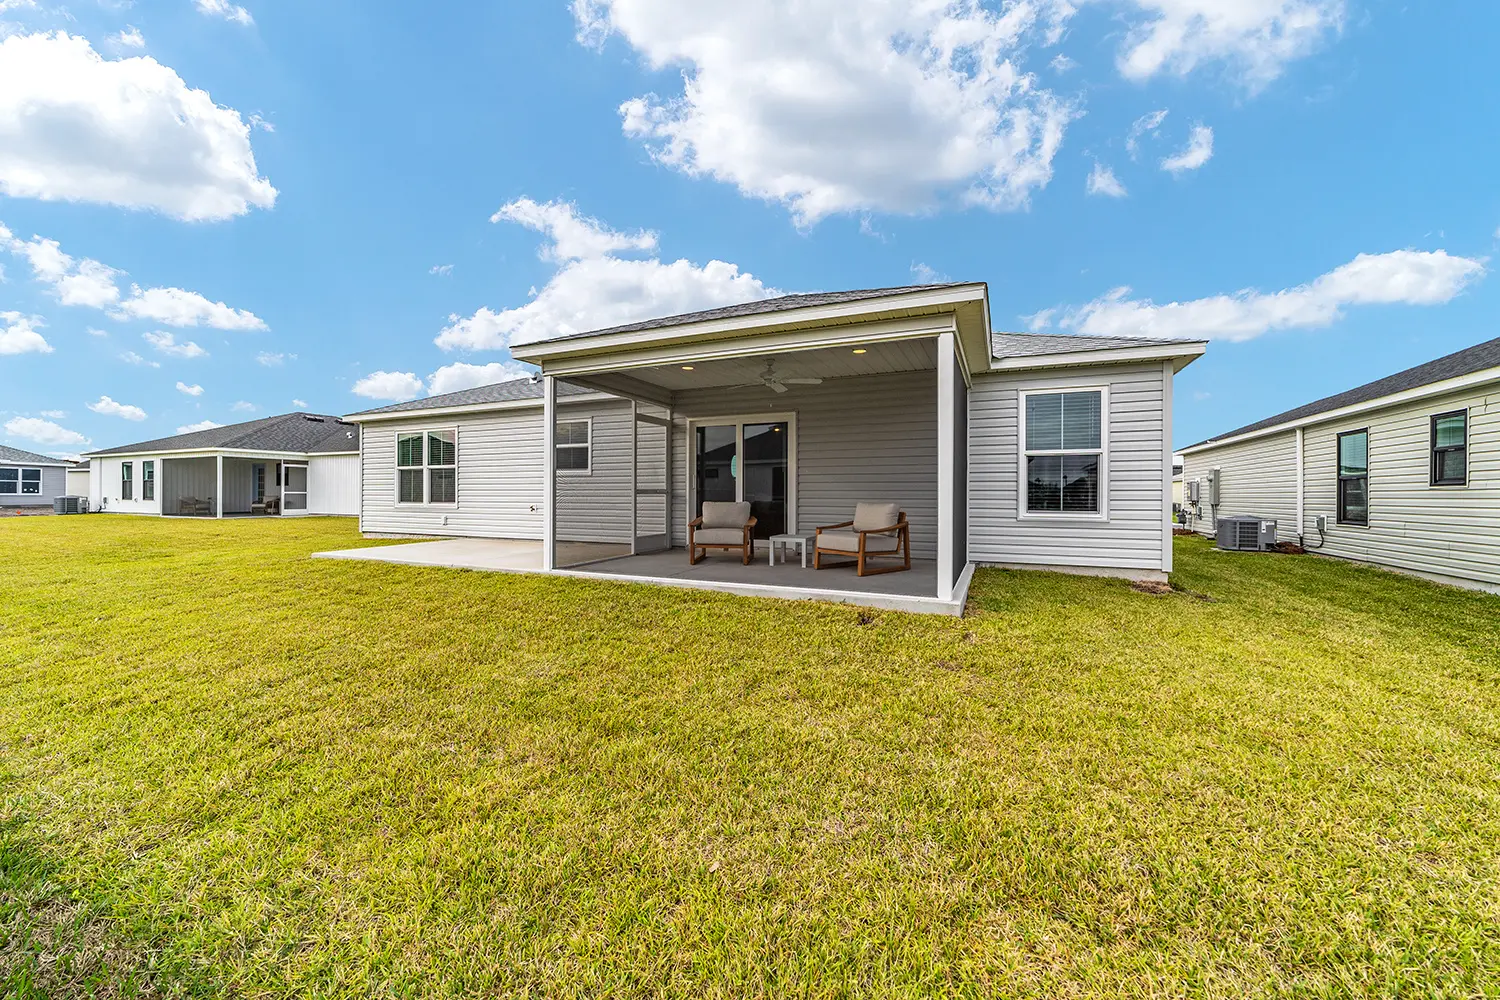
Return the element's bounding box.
[215,454,224,519]
[629,399,639,555]
[542,375,557,571]
[937,331,956,601]
[1295,425,1306,545]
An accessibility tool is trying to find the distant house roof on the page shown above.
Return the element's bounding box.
[0,444,70,466]
[346,378,596,417]
[990,331,1201,359]
[1185,334,1500,449]
[84,412,360,458]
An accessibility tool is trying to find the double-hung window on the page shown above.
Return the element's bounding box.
[396,429,457,504]
[1336,429,1368,525]
[121,462,133,500]
[1430,409,1467,486]
[1022,389,1105,516]
[1,468,40,496]
[142,460,155,501]
[556,419,591,474]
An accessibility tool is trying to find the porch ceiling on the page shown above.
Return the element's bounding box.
[566,336,936,394]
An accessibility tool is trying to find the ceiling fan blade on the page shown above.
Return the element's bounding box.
[768,381,789,393]
[781,377,823,385]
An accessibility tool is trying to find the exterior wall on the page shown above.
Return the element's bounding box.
[309,455,360,516]
[92,455,164,515]
[669,370,939,558]
[1302,384,1500,589]
[66,468,90,498]
[358,398,630,540]
[968,362,1169,573]
[1180,430,1300,542]
[0,463,65,506]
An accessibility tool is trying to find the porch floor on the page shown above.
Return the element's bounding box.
[315,539,966,615]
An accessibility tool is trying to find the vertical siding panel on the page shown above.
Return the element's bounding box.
[1180,432,1300,542]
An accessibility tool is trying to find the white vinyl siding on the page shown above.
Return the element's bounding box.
[1180,430,1300,543]
[309,455,360,515]
[968,362,1168,572]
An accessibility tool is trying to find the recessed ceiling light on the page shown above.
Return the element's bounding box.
[851,348,867,354]
[680,365,695,371]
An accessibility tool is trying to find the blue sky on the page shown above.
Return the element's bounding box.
[0,0,1495,457]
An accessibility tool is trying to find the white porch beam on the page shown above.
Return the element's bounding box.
[937,331,956,602]
[542,375,557,571]
[215,454,224,519]
[630,399,639,556]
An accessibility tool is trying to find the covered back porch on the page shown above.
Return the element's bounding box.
[161,455,310,517]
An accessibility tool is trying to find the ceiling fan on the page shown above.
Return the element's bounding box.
[737,358,823,394]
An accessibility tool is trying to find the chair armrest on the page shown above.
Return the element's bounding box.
[745,517,758,528]
[688,516,703,527]
[815,520,854,535]
[858,522,903,536]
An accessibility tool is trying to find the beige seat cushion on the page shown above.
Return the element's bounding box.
[817,530,900,553]
[852,502,900,532]
[701,501,752,529]
[693,527,747,545]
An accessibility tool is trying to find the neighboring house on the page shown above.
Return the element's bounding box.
[66,460,90,499]
[0,445,69,509]
[82,412,361,518]
[1171,453,1185,510]
[1180,335,1499,594]
[343,283,1206,613]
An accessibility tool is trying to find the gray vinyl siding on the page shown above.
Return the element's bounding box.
[968,362,1168,572]
[1180,431,1300,542]
[359,398,631,540]
[1302,384,1500,589]
[0,463,65,506]
[669,370,939,558]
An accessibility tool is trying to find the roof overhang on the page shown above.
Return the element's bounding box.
[511,283,993,378]
[988,340,1207,374]
[81,447,325,460]
[344,390,614,423]
[1180,365,1500,454]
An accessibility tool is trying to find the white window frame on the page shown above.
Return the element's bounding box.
[142,460,155,501]
[1,467,41,496]
[1017,385,1109,521]
[121,461,134,501]
[394,426,459,507]
[555,417,593,476]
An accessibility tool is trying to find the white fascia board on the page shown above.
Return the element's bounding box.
[344,391,615,423]
[1179,366,1500,455]
[987,341,1207,374]
[2,459,71,468]
[512,284,987,364]
[81,447,318,460]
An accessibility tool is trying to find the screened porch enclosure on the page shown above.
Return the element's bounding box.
[160,456,307,516]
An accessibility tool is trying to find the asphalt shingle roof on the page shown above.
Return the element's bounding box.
[85,412,360,457]
[1186,335,1500,448]
[990,331,1202,359]
[0,444,70,466]
[347,379,595,416]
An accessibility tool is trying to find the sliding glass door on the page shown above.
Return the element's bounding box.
[692,418,792,541]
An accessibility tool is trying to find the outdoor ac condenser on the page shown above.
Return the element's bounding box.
[1216,515,1277,552]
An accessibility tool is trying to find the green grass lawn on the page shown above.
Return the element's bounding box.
[2,517,1499,998]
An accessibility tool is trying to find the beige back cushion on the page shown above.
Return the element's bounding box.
[853,502,900,532]
[701,501,752,529]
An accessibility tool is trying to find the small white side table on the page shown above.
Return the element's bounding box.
[769,532,815,568]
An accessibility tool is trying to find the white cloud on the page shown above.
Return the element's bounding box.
[577,1,1073,224]
[1125,108,1168,158]
[115,285,266,330]
[427,361,532,397]
[1161,124,1214,174]
[0,33,276,220]
[1086,161,1127,197]
[291,398,307,408]
[1050,52,1076,72]
[195,0,254,27]
[256,351,293,366]
[176,381,204,396]
[38,409,66,418]
[1040,249,1486,342]
[1106,0,1345,90]
[4,416,88,447]
[429,264,454,276]
[910,262,949,284]
[2,229,122,307]
[494,197,658,262]
[438,199,776,350]
[248,114,274,133]
[142,330,208,358]
[352,371,425,402]
[119,350,159,367]
[111,26,145,49]
[0,311,50,354]
[88,395,147,420]
[177,419,222,433]
[87,327,109,337]
[231,400,256,412]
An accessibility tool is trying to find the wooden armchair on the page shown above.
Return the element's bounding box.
[814,503,911,576]
[689,501,757,566]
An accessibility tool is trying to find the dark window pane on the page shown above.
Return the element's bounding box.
[398,468,424,503]
[557,420,589,446]
[1338,431,1367,476]
[1025,394,1063,451]
[428,468,456,504]
[21,470,40,494]
[1026,454,1062,512]
[427,430,456,467]
[1434,414,1465,449]
[556,445,589,471]
[396,433,423,468]
[1061,454,1100,513]
[1339,477,1368,524]
[1437,448,1466,484]
[0,469,15,494]
[1061,392,1102,450]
